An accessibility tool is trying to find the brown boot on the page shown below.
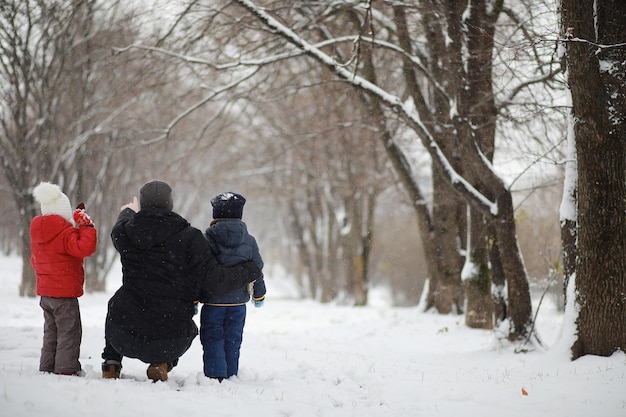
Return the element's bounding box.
[146,363,170,382]
[102,360,121,379]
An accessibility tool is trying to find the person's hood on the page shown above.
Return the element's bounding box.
[205,219,248,248]
[31,215,73,244]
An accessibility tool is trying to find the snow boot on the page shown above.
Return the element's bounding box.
[56,371,81,376]
[146,363,171,382]
[102,360,122,379]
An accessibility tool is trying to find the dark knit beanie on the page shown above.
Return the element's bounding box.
[140,180,173,211]
[211,192,246,219]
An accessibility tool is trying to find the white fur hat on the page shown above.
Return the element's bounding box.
[33,182,72,222]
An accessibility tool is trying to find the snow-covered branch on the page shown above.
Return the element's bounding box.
[115,34,446,104]
[114,43,305,69]
[234,0,498,216]
[560,36,626,50]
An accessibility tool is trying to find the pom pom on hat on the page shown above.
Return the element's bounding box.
[211,192,246,219]
[140,180,173,211]
[32,182,73,222]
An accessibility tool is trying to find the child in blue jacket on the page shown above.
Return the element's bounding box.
[199,192,266,381]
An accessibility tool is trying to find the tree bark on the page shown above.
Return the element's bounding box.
[430,166,465,314]
[464,207,494,329]
[561,0,626,359]
[19,228,36,297]
[395,5,464,314]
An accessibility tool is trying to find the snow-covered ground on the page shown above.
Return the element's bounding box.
[0,255,624,417]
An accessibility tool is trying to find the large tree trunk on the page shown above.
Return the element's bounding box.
[488,223,507,324]
[443,0,502,331]
[395,5,464,314]
[561,0,626,359]
[560,120,577,305]
[11,178,38,297]
[494,187,532,340]
[429,166,465,314]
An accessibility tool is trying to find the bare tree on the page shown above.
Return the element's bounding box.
[0,0,179,294]
[249,74,391,304]
[0,0,98,295]
[560,0,626,358]
[224,0,542,340]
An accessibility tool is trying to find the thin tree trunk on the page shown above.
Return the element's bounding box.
[19,233,36,297]
[488,223,507,325]
[464,207,494,329]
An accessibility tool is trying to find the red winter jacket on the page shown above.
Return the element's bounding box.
[30,214,97,298]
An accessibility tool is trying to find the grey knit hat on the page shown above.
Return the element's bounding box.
[139,180,173,211]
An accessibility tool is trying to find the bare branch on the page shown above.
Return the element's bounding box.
[496,68,562,110]
[560,36,626,49]
[140,68,259,145]
[233,0,498,216]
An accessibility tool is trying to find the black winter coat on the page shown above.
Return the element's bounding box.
[105,207,258,363]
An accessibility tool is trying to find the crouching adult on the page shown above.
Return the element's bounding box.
[101,180,260,382]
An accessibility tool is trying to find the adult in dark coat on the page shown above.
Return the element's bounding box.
[101,180,260,382]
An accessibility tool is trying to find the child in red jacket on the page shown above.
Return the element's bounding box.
[30,182,97,375]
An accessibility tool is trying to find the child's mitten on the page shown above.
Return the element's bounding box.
[73,203,94,228]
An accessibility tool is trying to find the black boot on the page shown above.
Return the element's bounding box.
[102,360,122,379]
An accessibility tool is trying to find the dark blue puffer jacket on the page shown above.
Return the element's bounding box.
[200,219,265,305]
